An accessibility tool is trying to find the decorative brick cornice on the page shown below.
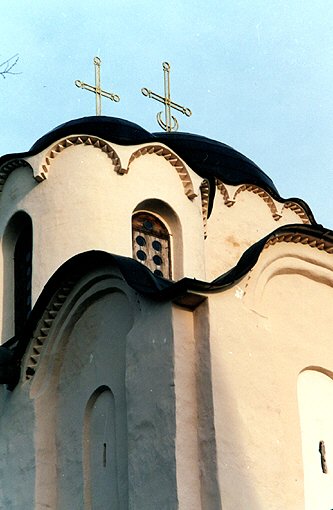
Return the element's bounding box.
[281,202,310,224]
[264,233,333,253]
[0,159,33,191]
[216,179,311,224]
[200,179,210,239]
[36,138,198,202]
[233,184,282,220]
[127,144,197,200]
[25,279,75,381]
[36,135,124,181]
[216,180,235,207]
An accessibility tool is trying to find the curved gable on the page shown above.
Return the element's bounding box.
[127,144,197,200]
[36,135,124,181]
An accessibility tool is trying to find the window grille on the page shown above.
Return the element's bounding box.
[132,212,171,279]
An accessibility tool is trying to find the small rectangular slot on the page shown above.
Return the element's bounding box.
[319,440,328,474]
[103,442,107,468]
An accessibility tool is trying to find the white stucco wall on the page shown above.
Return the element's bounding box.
[0,131,332,509]
[208,241,333,509]
[0,139,205,340]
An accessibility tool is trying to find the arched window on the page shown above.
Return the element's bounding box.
[2,212,32,340]
[14,223,32,337]
[132,211,171,279]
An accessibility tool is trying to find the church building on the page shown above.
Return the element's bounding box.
[0,113,332,509]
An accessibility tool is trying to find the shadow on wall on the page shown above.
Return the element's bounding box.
[194,301,262,510]
[212,370,262,509]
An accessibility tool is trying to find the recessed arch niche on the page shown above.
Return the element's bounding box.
[83,386,118,510]
[298,367,333,510]
[31,270,134,510]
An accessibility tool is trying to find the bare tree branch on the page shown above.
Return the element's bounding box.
[0,54,21,79]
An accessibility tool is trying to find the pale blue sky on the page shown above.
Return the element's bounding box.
[1,1,333,225]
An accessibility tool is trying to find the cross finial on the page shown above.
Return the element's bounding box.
[75,57,120,116]
[141,61,192,132]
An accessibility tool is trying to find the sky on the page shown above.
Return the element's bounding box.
[1,1,333,226]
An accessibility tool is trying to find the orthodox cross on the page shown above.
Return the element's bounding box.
[75,57,120,116]
[141,62,192,132]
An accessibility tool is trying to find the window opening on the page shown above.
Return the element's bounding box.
[103,442,107,468]
[14,225,32,337]
[132,212,171,279]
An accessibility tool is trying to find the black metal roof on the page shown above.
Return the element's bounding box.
[0,116,316,221]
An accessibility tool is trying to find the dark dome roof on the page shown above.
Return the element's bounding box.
[28,116,276,192]
[0,116,315,222]
[153,131,278,195]
[30,116,154,151]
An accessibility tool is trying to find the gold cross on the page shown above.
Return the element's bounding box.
[75,57,120,116]
[141,62,192,132]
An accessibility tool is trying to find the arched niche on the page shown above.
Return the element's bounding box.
[133,199,183,280]
[243,249,333,315]
[2,211,32,340]
[298,368,333,510]
[83,386,118,510]
[31,270,134,510]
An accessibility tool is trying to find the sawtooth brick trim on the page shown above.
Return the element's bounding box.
[281,202,311,224]
[200,179,210,239]
[216,179,311,224]
[0,159,33,192]
[216,179,235,207]
[233,184,282,221]
[36,135,124,181]
[264,233,333,253]
[127,144,197,200]
[24,279,76,381]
